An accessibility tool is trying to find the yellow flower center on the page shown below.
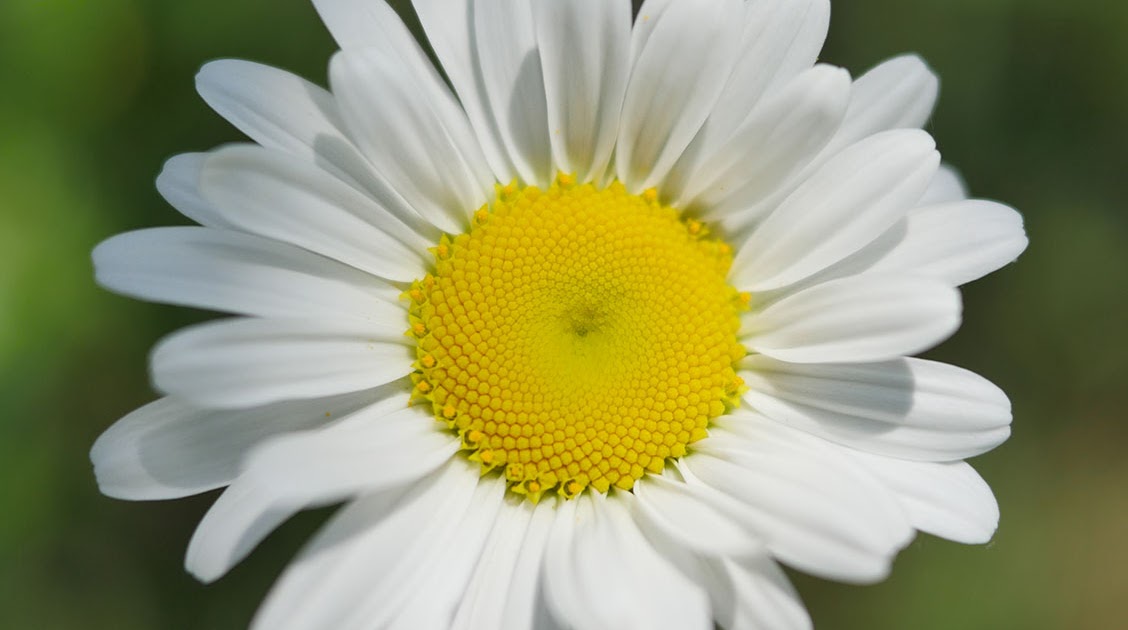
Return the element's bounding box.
[406,175,746,501]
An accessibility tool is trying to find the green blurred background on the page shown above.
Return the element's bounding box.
[1,0,1125,627]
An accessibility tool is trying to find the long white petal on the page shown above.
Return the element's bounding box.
[250,461,479,629]
[824,54,940,157]
[849,453,1000,544]
[156,153,233,228]
[865,200,1029,286]
[198,144,430,281]
[499,499,558,630]
[390,477,509,629]
[708,555,812,630]
[330,48,494,235]
[632,473,762,558]
[412,0,518,182]
[93,227,401,321]
[678,65,849,215]
[473,0,552,187]
[544,492,711,630]
[90,388,395,500]
[186,404,456,583]
[742,275,962,364]
[450,499,536,630]
[534,0,631,183]
[616,0,744,192]
[687,419,914,583]
[740,356,1012,461]
[151,317,413,409]
[730,129,939,291]
[919,164,969,205]
[195,60,371,183]
[669,0,830,189]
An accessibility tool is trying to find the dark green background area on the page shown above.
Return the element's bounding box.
[1,0,1125,628]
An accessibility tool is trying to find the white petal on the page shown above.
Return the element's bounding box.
[671,0,830,186]
[866,200,1029,287]
[849,453,1000,544]
[534,0,631,183]
[632,473,761,558]
[93,227,401,320]
[706,555,812,630]
[473,0,552,187]
[199,144,430,282]
[919,164,969,205]
[316,0,507,196]
[743,274,962,364]
[196,60,344,160]
[197,59,444,241]
[186,404,457,583]
[731,129,939,291]
[687,420,914,583]
[678,65,850,215]
[90,388,393,500]
[498,499,558,630]
[616,0,744,192]
[740,356,1012,461]
[412,0,517,182]
[544,492,711,630]
[391,477,509,629]
[449,499,536,630]
[826,55,940,156]
[151,317,414,409]
[250,460,479,629]
[156,153,232,228]
[330,48,493,234]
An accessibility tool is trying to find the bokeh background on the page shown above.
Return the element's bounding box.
[2,0,1125,628]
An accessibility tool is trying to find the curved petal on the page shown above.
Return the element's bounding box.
[249,460,479,629]
[668,0,830,189]
[824,54,940,156]
[330,47,494,234]
[616,0,744,192]
[195,60,354,166]
[315,0,488,183]
[93,227,401,321]
[686,419,914,583]
[865,200,1029,287]
[703,0,829,145]
[919,164,969,205]
[497,498,558,630]
[412,0,517,182]
[534,0,631,183]
[740,356,1012,461]
[379,477,508,629]
[199,145,430,281]
[472,0,552,187]
[632,473,762,559]
[186,404,457,583]
[150,317,414,409]
[742,274,962,364]
[730,129,939,291]
[678,65,850,215]
[90,388,395,500]
[849,453,1000,544]
[544,492,711,630]
[156,153,233,229]
[449,499,537,630]
[707,555,812,630]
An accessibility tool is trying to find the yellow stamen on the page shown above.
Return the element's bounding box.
[407,176,745,500]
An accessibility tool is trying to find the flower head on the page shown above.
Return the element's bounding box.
[92,1,1027,628]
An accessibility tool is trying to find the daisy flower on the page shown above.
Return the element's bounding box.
[91,0,1028,628]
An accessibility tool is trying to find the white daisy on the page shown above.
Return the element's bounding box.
[91,1,1028,628]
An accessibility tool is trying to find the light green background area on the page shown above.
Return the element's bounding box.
[1,0,1125,628]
